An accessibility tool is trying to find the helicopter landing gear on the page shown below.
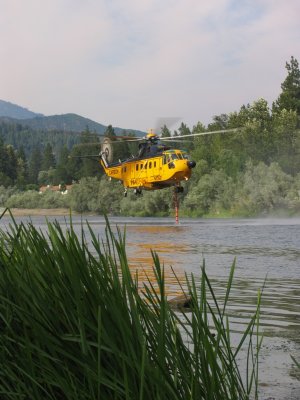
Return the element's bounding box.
[134,188,143,196]
[124,188,128,197]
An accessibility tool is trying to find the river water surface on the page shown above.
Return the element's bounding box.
[1,215,299,399]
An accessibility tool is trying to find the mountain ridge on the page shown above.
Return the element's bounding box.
[0,100,144,136]
[0,99,43,119]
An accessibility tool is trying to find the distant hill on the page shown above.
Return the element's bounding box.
[0,100,144,136]
[0,99,43,119]
[12,113,108,134]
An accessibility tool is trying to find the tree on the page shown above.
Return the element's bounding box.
[272,109,299,175]
[178,122,191,137]
[234,161,293,215]
[273,56,300,118]
[0,141,18,186]
[16,157,27,188]
[178,122,193,151]
[54,146,72,184]
[0,141,9,184]
[192,122,206,134]
[17,146,26,163]
[6,145,18,182]
[207,114,229,131]
[225,99,274,165]
[183,169,234,215]
[161,125,171,137]
[28,147,42,184]
[41,143,56,171]
[80,126,98,144]
[104,125,116,138]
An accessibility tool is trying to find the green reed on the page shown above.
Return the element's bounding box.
[0,210,262,399]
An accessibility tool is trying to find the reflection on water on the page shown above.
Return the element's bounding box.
[125,225,191,298]
[0,215,299,399]
[120,219,300,399]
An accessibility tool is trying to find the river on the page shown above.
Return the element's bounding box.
[0,215,299,399]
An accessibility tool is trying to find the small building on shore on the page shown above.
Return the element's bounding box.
[39,184,72,195]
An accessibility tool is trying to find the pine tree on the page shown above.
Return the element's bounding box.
[104,125,116,138]
[178,122,193,151]
[273,56,300,117]
[28,147,42,184]
[41,143,56,171]
[80,126,98,144]
[54,146,72,184]
[161,125,171,137]
[6,145,18,182]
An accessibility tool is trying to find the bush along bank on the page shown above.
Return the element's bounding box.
[2,159,300,217]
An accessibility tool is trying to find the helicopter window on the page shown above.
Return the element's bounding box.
[144,163,147,169]
[163,155,167,164]
[177,153,183,159]
[124,167,127,172]
[154,161,156,168]
[140,164,143,169]
[149,162,152,169]
[136,164,139,171]
[171,153,178,160]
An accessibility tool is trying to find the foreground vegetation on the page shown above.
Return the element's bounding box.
[0,212,262,399]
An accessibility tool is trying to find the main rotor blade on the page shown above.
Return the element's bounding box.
[117,137,144,142]
[160,127,240,140]
[160,139,193,143]
[68,155,100,159]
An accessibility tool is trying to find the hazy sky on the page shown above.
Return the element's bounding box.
[1,0,299,131]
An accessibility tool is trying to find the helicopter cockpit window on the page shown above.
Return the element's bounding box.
[171,153,178,160]
[177,153,183,159]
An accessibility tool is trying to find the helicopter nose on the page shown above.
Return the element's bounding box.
[187,161,196,169]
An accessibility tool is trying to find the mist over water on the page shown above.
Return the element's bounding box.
[1,215,299,399]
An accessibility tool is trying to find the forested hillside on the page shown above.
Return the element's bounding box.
[1,56,300,217]
[0,113,144,138]
[0,99,43,119]
[0,112,144,157]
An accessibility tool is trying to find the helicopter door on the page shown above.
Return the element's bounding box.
[148,159,159,181]
[133,161,145,185]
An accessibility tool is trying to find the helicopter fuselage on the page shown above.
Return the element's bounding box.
[100,149,195,191]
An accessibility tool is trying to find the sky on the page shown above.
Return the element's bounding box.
[1,0,299,131]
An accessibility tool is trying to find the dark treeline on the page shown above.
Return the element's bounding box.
[0,123,139,188]
[1,56,300,216]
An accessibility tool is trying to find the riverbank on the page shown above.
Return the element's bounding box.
[1,207,300,219]
[0,208,75,217]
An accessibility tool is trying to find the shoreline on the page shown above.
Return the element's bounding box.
[0,208,78,217]
[1,207,300,219]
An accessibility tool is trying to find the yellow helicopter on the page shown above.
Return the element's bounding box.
[99,130,197,197]
[73,125,239,222]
